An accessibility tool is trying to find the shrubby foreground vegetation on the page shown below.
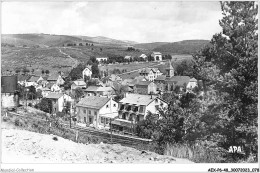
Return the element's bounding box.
[136,2,258,163]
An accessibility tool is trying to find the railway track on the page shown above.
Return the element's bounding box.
[6,112,151,147]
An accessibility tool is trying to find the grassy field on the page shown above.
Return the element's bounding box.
[1,47,74,74]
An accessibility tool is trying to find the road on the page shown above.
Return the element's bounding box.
[57,48,78,69]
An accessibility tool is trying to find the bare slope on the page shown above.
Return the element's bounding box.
[2,128,193,164]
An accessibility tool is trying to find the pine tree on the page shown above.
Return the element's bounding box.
[193,1,258,161]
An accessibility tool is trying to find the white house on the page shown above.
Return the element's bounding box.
[186,78,198,89]
[139,54,147,60]
[111,93,168,133]
[40,87,51,98]
[46,93,72,113]
[82,67,92,80]
[76,96,118,129]
[96,57,108,62]
[139,68,162,81]
[124,55,132,60]
[46,83,61,93]
[151,52,162,61]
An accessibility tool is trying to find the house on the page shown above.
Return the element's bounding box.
[109,74,122,83]
[124,55,132,60]
[46,93,72,114]
[17,75,31,86]
[111,93,168,133]
[134,81,157,95]
[71,80,87,90]
[26,76,44,87]
[76,96,118,129]
[47,74,64,86]
[1,75,19,109]
[139,68,162,81]
[82,67,92,80]
[139,54,147,60]
[151,52,162,61]
[40,87,51,98]
[96,57,108,62]
[187,78,198,89]
[84,86,115,97]
[46,83,61,93]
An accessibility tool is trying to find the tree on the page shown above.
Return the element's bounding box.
[74,87,84,101]
[113,83,128,102]
[45,70,50,75]
[79,43,83,46]
[37,98,53,113]
[15,69,20,74]
[41,70,45,75]
[91,63,100,78]
[69,64,85,81]
[36,89,42,99]
[193,1,258,161]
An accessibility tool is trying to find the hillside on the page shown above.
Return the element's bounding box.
[2,128,193,163]
[74,35,138,46]
[153,40,210,54]
[2,34,138,48]
[134,42,169,50]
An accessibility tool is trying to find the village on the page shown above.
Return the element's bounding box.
[1,51,198,136]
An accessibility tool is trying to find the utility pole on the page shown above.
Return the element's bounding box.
[110,118,113,143]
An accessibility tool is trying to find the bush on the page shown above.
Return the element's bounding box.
[14,118,20,126]
[28,103,32,107]
[164,143,226,163]
[53,136,58,141]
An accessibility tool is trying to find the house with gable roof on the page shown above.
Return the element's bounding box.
[82,66,92,80]
[46,93,72,113]
[151,52,162,61]
[76,96,118,129]
[111,93,168,133]
[71,80,87,91]
[47,73,64,86]
[134,81,157,95]
[139,67,162,81]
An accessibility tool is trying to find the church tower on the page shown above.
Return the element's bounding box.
[165,60,174,78]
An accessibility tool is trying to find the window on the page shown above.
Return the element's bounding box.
[84,117,86,123]
[94,111,97,116]
[106,105,109,108]
[101,117,104,124]
[139,106,144,113]
[155,99,158,104]
[83,109,86,114]
[106,118,109,124]
[88,110,91,115]
[122,113,126,120]
[113,104,116,107]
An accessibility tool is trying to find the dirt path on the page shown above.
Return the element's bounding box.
[2,128,193,164]
[57,48,78,69]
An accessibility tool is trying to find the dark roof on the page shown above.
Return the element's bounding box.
[166,76,190,86]
[85,86,99,92]
[17,75,31,81]
[28,76,41,82]
[76,96,110,109]
[154,75,166,81]
[47,73,60,81]
[135,81,152,86]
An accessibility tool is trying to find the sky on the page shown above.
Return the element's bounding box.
[2,1,223,43]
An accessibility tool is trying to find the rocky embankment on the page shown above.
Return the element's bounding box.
[2,128,193,164]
